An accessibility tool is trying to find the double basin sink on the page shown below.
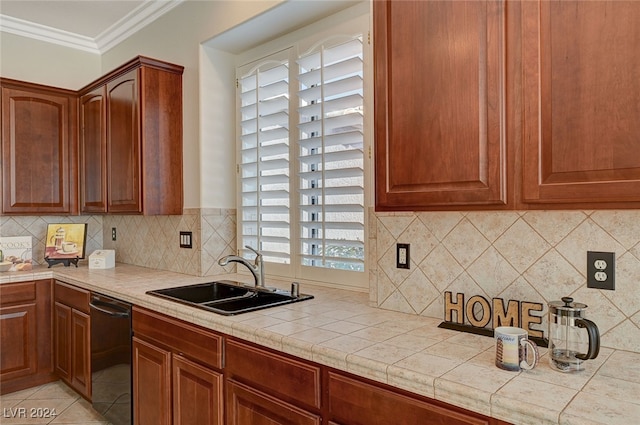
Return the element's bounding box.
[146,280,313,315]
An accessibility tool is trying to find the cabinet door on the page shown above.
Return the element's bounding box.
[53,302,72,381]
[173,354,223,425]
[70,309,91,398]
[374,0,507,210]
[80,86,107,213]
[133,337,171,425]
[0,303,37,381]
[521,1,640,205]
[226,379,321,425]
[138,65,184,215]
[1,83,77,214]
[328,372,491,425]
[106,70,141,213]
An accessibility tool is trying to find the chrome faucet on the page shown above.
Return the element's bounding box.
[218,246,265,289]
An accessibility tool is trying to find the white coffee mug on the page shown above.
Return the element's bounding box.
[62,242,77,253]
[494,326,539,371]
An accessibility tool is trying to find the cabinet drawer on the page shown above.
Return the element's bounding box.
[132,307,223,369]
[226,379,320,425]
[0,281,36,305]
[54,281,90,314]
[328,372,491,425]
[225,339,321,410]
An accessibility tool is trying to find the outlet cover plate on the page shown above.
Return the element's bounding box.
[396,243,410,269]
[587,251,615,290]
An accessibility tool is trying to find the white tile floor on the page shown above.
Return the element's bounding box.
[0,381,110,425]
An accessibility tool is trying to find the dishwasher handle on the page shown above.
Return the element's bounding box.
[89,298,131,318]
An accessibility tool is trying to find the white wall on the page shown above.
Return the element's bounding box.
[0,31,100,89]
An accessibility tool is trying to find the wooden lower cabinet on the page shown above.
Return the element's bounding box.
[0,280,54,394]
[173,354,223,425]
[328,371,508,425]
[132,308,510,425]
[132,337,171,425]
[226,379,320,425]
[224,339,322,425]
[53,281,91,399]
[224,339,321,412]
[132,307,223,425]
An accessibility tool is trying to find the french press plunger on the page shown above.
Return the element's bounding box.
[548,296,600,372]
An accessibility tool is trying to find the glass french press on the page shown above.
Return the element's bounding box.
[548,296,600,372]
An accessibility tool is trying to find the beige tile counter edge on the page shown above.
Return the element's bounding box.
[2,264,638,425]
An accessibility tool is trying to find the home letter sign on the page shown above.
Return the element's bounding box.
[441,292,544,340]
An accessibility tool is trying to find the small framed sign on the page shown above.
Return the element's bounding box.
[44,223,88,267]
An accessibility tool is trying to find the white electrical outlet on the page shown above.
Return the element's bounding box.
[396,243,410,269]
[587,251,615,290]
[398,247,407,264]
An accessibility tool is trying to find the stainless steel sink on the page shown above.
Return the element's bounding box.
[146,280,313,315]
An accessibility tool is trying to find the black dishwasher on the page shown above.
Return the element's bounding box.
[89,293,132,425]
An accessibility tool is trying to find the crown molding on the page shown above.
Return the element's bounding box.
[96,0,184,54]
[0,14,100,54]
[0,0,184,55]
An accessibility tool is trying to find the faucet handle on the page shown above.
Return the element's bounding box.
[244,245,262,259]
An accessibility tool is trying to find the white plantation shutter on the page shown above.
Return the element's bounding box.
[238,55,291,264]
[235,6,367,285]
[297,37,365,272]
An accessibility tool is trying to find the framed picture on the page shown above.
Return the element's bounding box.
[45,223,88,260]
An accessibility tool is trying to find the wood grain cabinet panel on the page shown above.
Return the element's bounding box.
[0,303,37,382]
[79,87,107,213]
[53,281,91,399]
[225,339,321,411]
[106,70,141,213]
[0,80,78,214]
[374,0,507,210]
[53,302,72,381]
[0,280,54,395]
[70,309,90,397]
[521,0,640,205]
[328,372,496,425]
[133,336,172,425]
[226,379,321,425]
[173,354,223,425]
[79,56,184,215]
[132,307,224,425]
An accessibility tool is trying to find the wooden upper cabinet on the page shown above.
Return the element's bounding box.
[79,56,184,215]
[80,86,107,213]
[375,0,507,210]
[106,70,141,213]
[1,80,78,214]
[521,1,640,205]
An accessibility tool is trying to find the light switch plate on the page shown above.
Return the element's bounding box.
[180,231,193,249]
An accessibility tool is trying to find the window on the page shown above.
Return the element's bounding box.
[236,7,367,287]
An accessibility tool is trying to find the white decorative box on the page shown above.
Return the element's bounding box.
[89,250,115,269]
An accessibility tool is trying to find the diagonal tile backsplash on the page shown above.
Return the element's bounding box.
[3,207,638,354]
[370,209,640,354]
[101,208,237,276]
[0,215,104,264]
[0,208,237,277]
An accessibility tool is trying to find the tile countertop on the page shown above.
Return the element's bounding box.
[2,264,640,425]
